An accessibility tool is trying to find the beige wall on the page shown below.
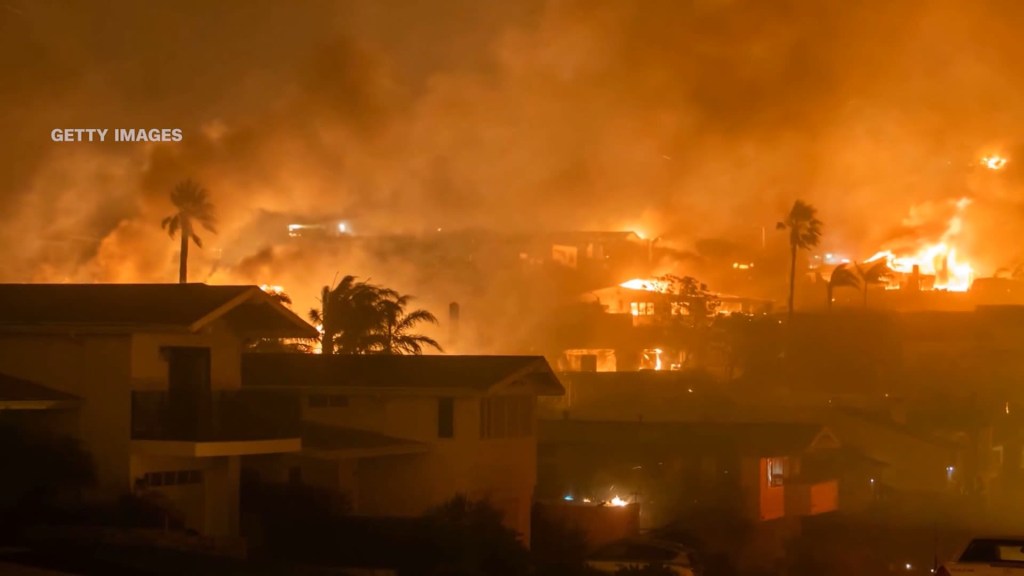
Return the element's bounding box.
[299,391,538,541]
[0,334,132,494]
[0,325,249,538]
[131,321,243,390]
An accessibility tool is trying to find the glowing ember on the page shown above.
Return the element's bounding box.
[731,262,754,270]
[865,198,974,292]
[982,155,1008,170]
[620,278,670,292]
[609,496,628,507]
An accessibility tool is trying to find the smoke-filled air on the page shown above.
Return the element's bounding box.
[6,0,1024,346]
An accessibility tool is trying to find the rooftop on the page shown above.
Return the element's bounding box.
[0,283,317,338]
[242,353,565,396]
[539,420,837,457]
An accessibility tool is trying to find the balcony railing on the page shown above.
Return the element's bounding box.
[131,390,301,442]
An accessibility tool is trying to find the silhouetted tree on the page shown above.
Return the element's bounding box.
[309,276,392,354]
[777,200,822,321]
[160,179,216,284]
[855,260,892,307]
[311,276,441,355]
[827,263,861,310]
[0,424,94,539]
[370,295,443,355]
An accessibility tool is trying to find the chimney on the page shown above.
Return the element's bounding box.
[449,302,460,347]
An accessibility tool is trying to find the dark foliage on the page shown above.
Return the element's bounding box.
[0,423,95,540]
[531,503,594,576]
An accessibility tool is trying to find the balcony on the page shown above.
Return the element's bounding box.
[131,390,302,457]
[785,479,839,516]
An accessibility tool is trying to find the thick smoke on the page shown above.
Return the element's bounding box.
[5,0,1024,328]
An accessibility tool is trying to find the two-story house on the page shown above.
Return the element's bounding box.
[0,284,317,541]
[240,353,565,543]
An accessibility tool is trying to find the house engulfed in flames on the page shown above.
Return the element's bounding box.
[861,198,974,293]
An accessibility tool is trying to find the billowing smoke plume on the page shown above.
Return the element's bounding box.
[5,0,1024,334]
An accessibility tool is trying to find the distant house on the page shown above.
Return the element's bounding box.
[538,420,842,528]
[241,353,565,544]
[0,284,317,542]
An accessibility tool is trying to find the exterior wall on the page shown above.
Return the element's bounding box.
[0,334,132,495]
[131,321,244,391]
[300,391,537,541]
[0,324,250,538]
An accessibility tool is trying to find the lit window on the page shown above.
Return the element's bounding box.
[767,457,786,487]
[630,302,654,316]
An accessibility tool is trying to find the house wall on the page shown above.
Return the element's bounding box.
[300,391,537,541]
[0,334,132,495]
[0,324,250,538]
[129,453,239,536]
[131,321,244,390]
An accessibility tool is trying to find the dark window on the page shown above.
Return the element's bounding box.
[308,394,329,408]
[177,471,190,484]
[163,471,176,485]
[328,395,349,407]
[189,470,203,483]
[150,473,163,487]
[438,397,454,438]
[164,347,212,439]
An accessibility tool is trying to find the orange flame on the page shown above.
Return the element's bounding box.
[865,198,974,292]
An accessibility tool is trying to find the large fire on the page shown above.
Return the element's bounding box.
[864,197,974,292]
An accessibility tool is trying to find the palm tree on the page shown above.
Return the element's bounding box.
[310,277,442,355]
[855,260,892,307]
[310,276,398,354]
[160,179,216,283]
[827,263,861,310]
[370,294,443,355]
[777,200,822,321]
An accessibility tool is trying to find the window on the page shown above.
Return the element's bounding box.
[438,397,455,438]
[630,302,655,316]
[308,394,348,408]
[767,457,787,487]
[480,396,535,439]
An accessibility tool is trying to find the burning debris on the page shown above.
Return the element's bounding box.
[863,197,974,292]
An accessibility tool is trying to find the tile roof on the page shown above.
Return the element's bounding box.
[242,353,565,396]
[539,420,835,457]
[0,283,316,337]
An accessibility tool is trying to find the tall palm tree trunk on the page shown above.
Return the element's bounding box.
[788,243,797,322]
[179,232,188,284]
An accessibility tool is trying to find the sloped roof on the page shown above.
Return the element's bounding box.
[0,283,317,338]
[242,353,565,396]
[539,420,836,457]
[0,372,79,409]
